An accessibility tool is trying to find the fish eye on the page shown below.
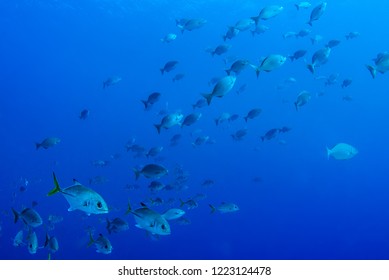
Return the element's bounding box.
[161,224,166,230]
[97,202,103,209]
[105,245,108,249]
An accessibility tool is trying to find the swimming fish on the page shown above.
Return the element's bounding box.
[35,137,61,150]
[327,143,358,160]
[126,202,171,235]
[88,233,112,254]
[48,173,109,215]
[209,202,239,214]
[12,207,42,228]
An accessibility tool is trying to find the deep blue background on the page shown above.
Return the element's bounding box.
[1,0,389,260]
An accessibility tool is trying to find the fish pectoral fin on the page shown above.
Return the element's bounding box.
[135,224,143,229]
[67,207,75,212]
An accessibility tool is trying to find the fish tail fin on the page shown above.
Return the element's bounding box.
[87,232,94,247]
[106,218,111,234]
[307,21,312,26]
[11,208,19,224]
[48,172,61,196]
[201,93,212,106]
[35,143,41,150]
[366,65,376,79]
[326,147,331,160]
[294,4,299,10]
[141,100,148,109]
[154,124,162,134]
[225,69,231,76]
[307,64,314,74]
[179,199,185,208]
[214,119,219,126]
[261,136,265,142]
[125,201,132,215]
[244,116,248,123]
[209,204,216,214]
[160,68,164,75]
[289,55,295,62]
[251,16,259,26]
[133,168,141,180]
[44,233,50,248]
[211,51,215,57]
[255,68,260,78]
[294,102,299,111]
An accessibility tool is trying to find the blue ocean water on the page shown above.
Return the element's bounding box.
[1,0,389,260]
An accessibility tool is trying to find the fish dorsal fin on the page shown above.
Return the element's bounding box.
[140,202,148,208]
[72,179,82,185]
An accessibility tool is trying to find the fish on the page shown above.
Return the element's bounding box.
[327,143,358,160]
[146,146,163,158]
[294,91,311,111]
[35,137,61,150]
[326,39,341,48]
[106,218,129,234]
[289,50,307,61]
[160,33,177,43]
[160,60,178,75]
[172,73,185,82]
[103,76,121,89]
[44,233,59,253]
[13,230,24,247]
[252,5,284,24]
[215,112,231,126]
[345,31,360,40]
[341,79,352,88]
[12,207,42,228]
[234,18,255,31]
[244,108,262,122]
[231,128,248,141]
[283,31,298,39]
[154,112,183,134]
[26,230,39,254]
[181,112,202,127]
[192,136,210,147]
[209,202,239,214]
[261,128,279,141]
[225,59,250,76]
[223,26,239,41]
[141,92,161,110]
[126,202,171,235]
[296,28,311,38]
[176,18,207,34]
[48,173,109,215]
[192,98,207,109]
[162,208,185,220]
[88,233,112,254]
[251,24,269,36]
[366,51,389,78]
[133,164,168,180]
[295,2,312,10]
[207,44,231,57]
[148,181,166,192]
[307,47,331,74]
[325,73,339,86]
[79,109,89,120]
[202,76,236,105]
[255,54,286,77]
[307,2,327,26]
[179,199,198,210]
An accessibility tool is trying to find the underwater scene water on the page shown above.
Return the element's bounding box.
[1,0,389,260]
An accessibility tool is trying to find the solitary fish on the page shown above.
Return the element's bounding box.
[103,76,121,89]
[327,143,358,160]
[48,173,109,215]
[36,137,61,150]
[202,76,236,105]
